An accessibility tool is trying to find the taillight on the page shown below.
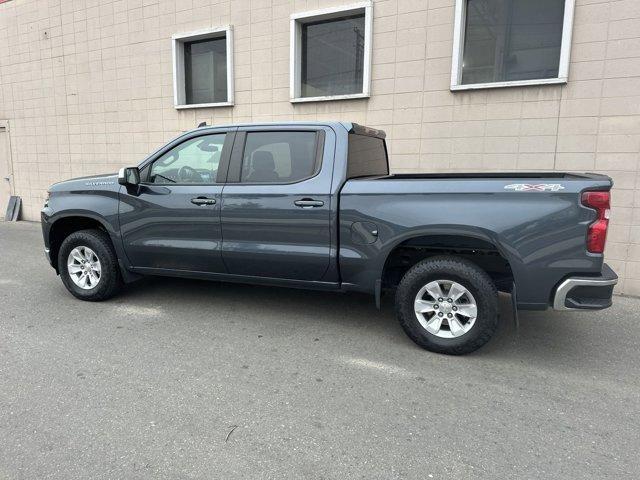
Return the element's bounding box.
[581,191,610,254]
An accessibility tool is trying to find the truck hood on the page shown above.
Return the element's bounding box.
[49,173,119,192]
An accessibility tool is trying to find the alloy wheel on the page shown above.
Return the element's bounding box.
[413,280,478,338]
[67,246,102,290]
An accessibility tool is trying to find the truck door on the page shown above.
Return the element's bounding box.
[220,126,335,281]
[119,129,234,272]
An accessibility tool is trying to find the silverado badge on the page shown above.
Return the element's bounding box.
[85,181,114,186]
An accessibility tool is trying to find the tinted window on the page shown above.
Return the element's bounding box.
[240,132,318,183]
[347,134,388,179]
[301,14,365,97]
[185,36,227,104]
[148,134,226,184]
[461,0,565,85]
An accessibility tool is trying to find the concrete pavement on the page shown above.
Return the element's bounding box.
[0,221,638,479]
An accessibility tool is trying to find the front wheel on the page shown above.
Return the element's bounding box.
[395,256,498,355]
[58,229,122,301]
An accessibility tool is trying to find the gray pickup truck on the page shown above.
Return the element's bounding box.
[41,121,617,354]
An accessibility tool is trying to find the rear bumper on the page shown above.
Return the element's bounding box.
[552,264,618,311]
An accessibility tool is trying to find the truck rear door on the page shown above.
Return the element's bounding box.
[220,126,335,281]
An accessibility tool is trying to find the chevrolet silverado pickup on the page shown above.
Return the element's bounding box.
[41,122,618,354]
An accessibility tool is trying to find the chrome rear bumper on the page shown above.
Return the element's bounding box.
[553,264,618,311]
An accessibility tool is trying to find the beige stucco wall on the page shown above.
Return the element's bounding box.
[0,0,639,295]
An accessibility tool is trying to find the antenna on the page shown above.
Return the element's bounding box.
[198,121,207,128]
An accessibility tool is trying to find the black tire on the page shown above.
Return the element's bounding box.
[58,229,122,301]
[395,256,498,355]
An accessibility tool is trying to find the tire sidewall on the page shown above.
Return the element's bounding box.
[58,231,118,300]
[397,259,498,354]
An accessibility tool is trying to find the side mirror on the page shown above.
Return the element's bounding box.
[118,167,140,186]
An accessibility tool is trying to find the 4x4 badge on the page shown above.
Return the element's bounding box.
[504,183,565,192]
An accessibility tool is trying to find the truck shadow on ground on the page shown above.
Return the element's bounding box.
[115,275,616,365]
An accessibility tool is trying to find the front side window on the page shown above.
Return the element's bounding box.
[148,134,226,184]
[451,0,572,89]
[172,27,234,108]
[291,3,372,102]
[240,132,318,184]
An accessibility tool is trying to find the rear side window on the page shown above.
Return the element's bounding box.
[240,131,318,183]
[347,134,389,179]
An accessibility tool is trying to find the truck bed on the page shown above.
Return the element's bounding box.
[363,172,611,182]
[338,170,613,309]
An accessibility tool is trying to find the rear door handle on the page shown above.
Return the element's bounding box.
[191,197,217,206]
[294,198,324,208]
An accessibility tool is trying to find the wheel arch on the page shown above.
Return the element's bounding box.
[48,214,114,271]
[379,230,516,294]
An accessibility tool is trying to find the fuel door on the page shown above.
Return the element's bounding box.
[351,221,379,245]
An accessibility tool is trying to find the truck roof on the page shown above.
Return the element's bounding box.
[191,121,386,139]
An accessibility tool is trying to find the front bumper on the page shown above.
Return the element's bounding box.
[552,263,618,311]
[41,208,55,268]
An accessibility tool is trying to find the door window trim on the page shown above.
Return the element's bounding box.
[225,129,325,185]
[137,129,236,186]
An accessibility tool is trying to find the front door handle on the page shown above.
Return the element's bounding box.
[191,197,217,206]
[294,198,324,208]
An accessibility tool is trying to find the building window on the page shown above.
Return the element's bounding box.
[290,2,373,103]
[450,0,575,90]
[172,27,234,109]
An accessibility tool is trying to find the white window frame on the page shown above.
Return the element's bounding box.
[172,26,234,109]
[450,0,576,91]
[290,1,373,103]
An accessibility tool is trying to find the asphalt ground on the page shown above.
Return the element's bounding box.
[0,221,638,479]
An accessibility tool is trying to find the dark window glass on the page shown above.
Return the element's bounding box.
[347,134,389,179]
[240,132,318,183]
[148,134,226,184]
[461,0,565,85]
[301,14,365,97]
[185,36,227,104]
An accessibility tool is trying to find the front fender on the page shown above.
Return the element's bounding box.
[41,189,132,279]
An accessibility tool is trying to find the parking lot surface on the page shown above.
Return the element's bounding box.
[1,221,639,479]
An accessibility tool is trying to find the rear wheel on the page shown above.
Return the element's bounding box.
[395,256,498,355]
[58,229,122,301]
